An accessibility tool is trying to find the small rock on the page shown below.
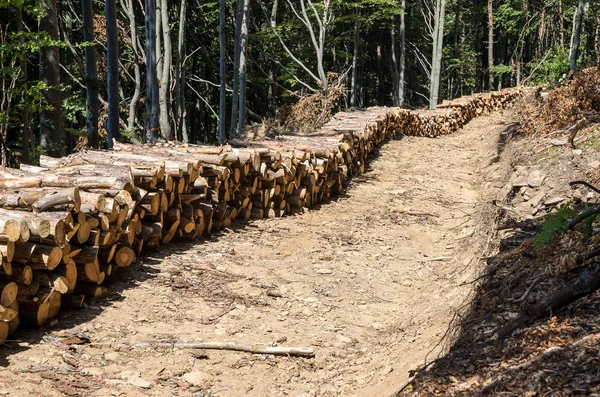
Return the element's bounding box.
[104,352,119,362]
[572,190,584,200]
[587,192,596,201]
[81,367,104,376]
[550,139,568,146]
[182,371,213,387]
[104,364,120,374]
[276,335,288,343]
[573,149,583,156]
[315,268,332,274]
[511,175,528,187]
[527,170,546,187]
[336,334,354,346]
[301,307,314,317]
[529,192,546,208]
[544,196,565,206]
[589,160,600,169]
[320,384,337,393]
[381,366,394,375]
[127,376,152,389]
[515,202,531,214]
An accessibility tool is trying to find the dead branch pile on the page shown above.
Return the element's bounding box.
[0,88,520,343]
[519,67,600,136]
[282,72,347,133]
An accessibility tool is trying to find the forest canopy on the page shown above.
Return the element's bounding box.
[0,0,594,165]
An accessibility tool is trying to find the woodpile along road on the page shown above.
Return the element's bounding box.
[0,88,521,342]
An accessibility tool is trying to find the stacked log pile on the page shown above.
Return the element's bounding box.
[0,87,522,341]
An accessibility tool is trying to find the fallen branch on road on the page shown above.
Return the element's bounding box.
[118,339,316,357]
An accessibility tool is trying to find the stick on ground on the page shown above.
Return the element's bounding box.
[118,339,316,357]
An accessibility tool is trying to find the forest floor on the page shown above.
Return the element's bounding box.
[0,110,519,396]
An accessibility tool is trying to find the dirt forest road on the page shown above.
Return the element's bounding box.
[0,111,516,397]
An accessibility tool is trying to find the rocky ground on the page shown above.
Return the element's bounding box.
[0,110,519,396]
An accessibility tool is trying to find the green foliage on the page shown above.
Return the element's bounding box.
[493,64,513,78]
[528,48,570,87]
[533,203,577,249]
[121,126,143,143]
[61,84,85,124]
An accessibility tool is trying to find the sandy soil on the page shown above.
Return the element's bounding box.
[0,111,516,397]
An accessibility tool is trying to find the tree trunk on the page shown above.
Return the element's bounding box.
[39,0,66,158]
[145,0,160,143]
[399,0,405,107]
[82,0,99,149]
[230,0,245,140]
[316,0,329,91]
[218,0,226,144]
[487,0,494,90]
[569,6,578,60]
[559,0,564,50]
[105,0,120,149]
[237,0,250,137]
[156,1,163,79]
[595,14,600,62]
[377,41,383,106]
[159,0,173,140]
[429,0,447,109]
[123,0,142,131]
[18,6,30,163]
[350,9,359,107]
[537,8,545,57]
[453,0,461,57]
[391,16,397,106]
[570,0,585,73]
[268,0,279,108]
[175,0,188,142]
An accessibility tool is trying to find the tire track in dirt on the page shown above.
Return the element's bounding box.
[0,111,515,397]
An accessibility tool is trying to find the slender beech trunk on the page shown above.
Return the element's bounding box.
[559,0,565,50]
[237,0,250,137]
[570,6,578,59]
[377,38,383,105]
[487,0,494,90]
[218,0,226,144]
[175,0,189,142]
[106,0,120,148]
[399,0,405,106]
[230,0,245,139]
[123,0,142,131]
[595,15,600,62]
[570,0,585,73]
[269,0,278,106]
[17,6,30,162]
[453,0,461,56]
[145,0,160,143]
[156,1,163,80]
[39,0,66,157]
[537,8,545,57]
[313,0,329,91]
[82,0,99,148]
[159,0,173,140]
[391,18,397,105]
[429,0,447,109]
[350,9,359,107]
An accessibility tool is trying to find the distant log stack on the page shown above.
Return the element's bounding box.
[0,87,522,342]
